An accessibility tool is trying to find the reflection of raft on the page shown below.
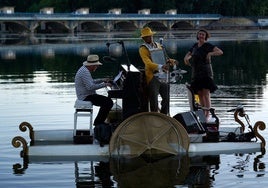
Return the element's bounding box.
[12,109,266,159]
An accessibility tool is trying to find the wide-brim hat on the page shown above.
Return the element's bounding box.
[83,54,102,66]
[140,27,156,38]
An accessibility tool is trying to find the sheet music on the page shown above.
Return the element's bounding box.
[121,64,140,72]
[113,71,123,83]
[107,71,122,90]
[108,64,140,91]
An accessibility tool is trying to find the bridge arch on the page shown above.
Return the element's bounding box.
[114,21,137,31]
[144,21,168,31]
[1,21,29,33]
[172,21,194,30]
[78,21,105,32]
[36,21,69,33]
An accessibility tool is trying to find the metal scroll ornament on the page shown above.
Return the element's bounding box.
[253,121,266,150]
[12,136,28,158]
[19,121,34,142]
[234,109,246,132]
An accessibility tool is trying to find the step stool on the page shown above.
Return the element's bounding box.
[74,99,93,136]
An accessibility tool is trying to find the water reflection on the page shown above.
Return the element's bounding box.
[75,161,113,187]
[1,37,268,98]
[12,152,265,187]
[1,38,268,86]
[254,153,266,177]
[1,49,16,59]
[110,155,218,187]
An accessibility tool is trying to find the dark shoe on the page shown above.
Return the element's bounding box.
[94,123,112,147]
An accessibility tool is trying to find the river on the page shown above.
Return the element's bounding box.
[0,30,268,187]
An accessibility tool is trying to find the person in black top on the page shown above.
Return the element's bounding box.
[184,29,223,121]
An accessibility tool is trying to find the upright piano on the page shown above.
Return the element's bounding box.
[108,64,148,120]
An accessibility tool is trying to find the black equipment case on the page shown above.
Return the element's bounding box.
[173,110,206,134]
[173,109,219,142]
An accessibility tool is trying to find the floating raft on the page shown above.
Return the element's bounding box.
[12,112,266,158]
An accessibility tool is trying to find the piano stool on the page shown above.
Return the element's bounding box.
[74,99,93,136]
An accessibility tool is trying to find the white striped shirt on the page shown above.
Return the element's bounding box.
[75,65,106,100]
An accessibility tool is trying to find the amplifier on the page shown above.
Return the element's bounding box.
[173,110,206,134]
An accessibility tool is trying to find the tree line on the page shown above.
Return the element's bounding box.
[0,0,267,16]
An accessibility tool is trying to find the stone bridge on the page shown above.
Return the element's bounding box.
[0,13,222,34]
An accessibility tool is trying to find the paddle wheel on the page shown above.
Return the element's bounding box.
[109,112,190,157]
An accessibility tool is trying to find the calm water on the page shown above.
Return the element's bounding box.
[1,31,268,187]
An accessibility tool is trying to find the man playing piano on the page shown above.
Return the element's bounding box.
[75,54,113,126]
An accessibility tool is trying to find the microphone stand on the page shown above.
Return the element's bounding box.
[159,38,171,116]
[118,41,131,71]
[105,41,131,71]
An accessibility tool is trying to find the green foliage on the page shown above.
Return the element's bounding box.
[0,0,267,16]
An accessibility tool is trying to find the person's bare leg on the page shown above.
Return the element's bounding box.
[198,89,211,120]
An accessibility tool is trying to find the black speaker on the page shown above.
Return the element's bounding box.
[173,110,206,134]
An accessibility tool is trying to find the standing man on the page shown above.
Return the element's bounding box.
[139,27,177,114]
[75,54,113,126]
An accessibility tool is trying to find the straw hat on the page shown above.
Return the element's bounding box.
[140,27,156,38]
[83,54,102,66]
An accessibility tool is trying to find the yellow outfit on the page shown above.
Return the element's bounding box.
[139,43,162,84]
